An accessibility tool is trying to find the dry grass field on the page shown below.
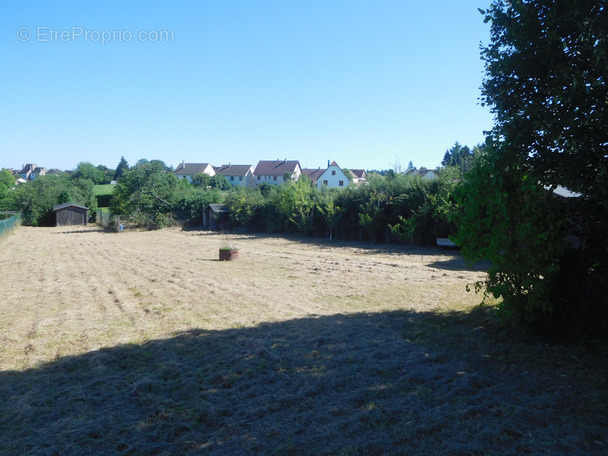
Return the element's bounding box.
[0,225,606,455]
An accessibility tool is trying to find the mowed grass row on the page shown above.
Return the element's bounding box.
[0,226,606,455]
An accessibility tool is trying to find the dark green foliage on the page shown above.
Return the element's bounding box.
[72,162,106,185]
[190,173,212,188]
[10,174,96,226]
[110,160,223,228]
[0,169,16,211]
[173,183,222,226]
[453,142,569,331]
[110,160,177,216]
[191,173,230,190]
[455,1,608,336]
[114,156,129,181]
[442,142,473,173]
[209,174,231,190]
[223,172,458,245]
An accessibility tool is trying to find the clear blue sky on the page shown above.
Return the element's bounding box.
[1,1,493,172]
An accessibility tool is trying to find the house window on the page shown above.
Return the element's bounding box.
[257,176,260,180]
[332,170,336,175]
[339,180,344,186]
[231,176,234,181]
[273,175,277,181]
[323,180,328,186]
[239,176,243,181]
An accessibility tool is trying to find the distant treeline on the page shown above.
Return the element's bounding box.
[1,157,463,245]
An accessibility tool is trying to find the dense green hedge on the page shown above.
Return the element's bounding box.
[224,172,459,245]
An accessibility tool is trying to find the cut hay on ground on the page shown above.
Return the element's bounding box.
[0,226,606,455]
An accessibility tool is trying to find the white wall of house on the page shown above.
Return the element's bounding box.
[225,169,255,187]
[317,164,349,189]
[255,174,286,185]
[254,165,302,185]
[174,163,215,183]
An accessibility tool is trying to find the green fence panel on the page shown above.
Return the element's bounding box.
[0,214,21,237]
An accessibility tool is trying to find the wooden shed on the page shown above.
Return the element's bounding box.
[53,203,88,227]
[203,204,229,230]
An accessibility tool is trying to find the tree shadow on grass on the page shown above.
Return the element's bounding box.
[1,309,607,456]
[426,257,490,272]
[186,229,472,261]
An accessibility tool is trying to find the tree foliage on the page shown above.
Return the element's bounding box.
[114,157,129,181]
[222,172,458,244]
[455,1,608,336]
[9,173,96,226]
[72,162,106,185]
[0,169,17,211]
[110,160,177,216]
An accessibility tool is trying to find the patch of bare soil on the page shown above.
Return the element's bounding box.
[0,226,606,455]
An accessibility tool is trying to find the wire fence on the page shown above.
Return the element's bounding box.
[0,213,21,238]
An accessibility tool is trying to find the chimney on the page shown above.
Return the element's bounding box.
[328,160,330,167]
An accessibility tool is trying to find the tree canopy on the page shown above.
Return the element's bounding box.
[110,160,177,216]
[114,157,129,181]
[480,0,607,197]
[455,0,608,336]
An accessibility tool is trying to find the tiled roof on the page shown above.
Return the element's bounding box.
[302,168,325,182]
[254,160,300,176]
[215,164,253,176]
[351,169,366,179]
[174,163,211,175]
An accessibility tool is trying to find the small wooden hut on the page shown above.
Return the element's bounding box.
[53,203,88,227]
[203,204,229,230]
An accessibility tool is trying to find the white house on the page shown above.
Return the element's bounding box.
[254,160,302,185]
[173,162,215,183]
[317,161,350,189]
[215,164,255,187]
[350,169,367,184]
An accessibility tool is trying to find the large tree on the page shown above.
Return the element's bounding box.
[455,0,608,335]
[114,157,129,181]
[0,169,17,211]
[72,162,105,184]
[110,160,177,216]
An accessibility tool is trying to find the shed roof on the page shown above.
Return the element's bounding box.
[208,204,229,213]
[53,203,88,211]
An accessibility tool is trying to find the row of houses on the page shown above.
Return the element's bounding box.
[174,159,368,189]
[12,161,440,189]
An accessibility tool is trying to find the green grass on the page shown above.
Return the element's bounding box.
[93,184,116,196]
